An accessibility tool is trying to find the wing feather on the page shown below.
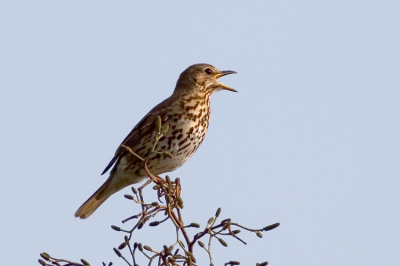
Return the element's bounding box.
[101,97,172,175]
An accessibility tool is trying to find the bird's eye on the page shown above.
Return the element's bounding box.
[205,68,212,75]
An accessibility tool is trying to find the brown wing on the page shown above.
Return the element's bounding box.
[101,97,173,175]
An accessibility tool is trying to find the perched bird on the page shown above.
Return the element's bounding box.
[75,64,236,219]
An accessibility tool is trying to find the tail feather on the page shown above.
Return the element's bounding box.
[75,181,111,219]
[75,171,146,219]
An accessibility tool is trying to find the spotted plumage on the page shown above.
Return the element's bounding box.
[75,63,236,219]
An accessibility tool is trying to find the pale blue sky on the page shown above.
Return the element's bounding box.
[1,1,399,265]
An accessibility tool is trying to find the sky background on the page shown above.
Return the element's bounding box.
[1,1,399,265]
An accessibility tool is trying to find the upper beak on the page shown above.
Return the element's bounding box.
[215,70,237,92]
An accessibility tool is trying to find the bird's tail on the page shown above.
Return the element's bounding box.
[74,179,112,219]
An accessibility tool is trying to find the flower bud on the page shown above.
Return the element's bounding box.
[111,225,121,231]
[81,259,90,265]
[198,241,205,248]
[40,253,50,261]
[222,221,231,230]
[156,116,162,132]
[163,151,173,158]
[262,223,280,231]
[118,242,127,250]
[218,238,228,247]
[176,196,183,206]
[149,221,160,227]
[221,218,231,224]
[215,207,221,217]
[189,222,200,228]
[144,245,153,252]
[113,248,122,257]
[124,194,134,200]
[161,125,169,134]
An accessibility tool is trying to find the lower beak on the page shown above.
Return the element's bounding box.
[215,70,237,92]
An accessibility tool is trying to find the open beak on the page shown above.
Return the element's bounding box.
[215,70,237,92]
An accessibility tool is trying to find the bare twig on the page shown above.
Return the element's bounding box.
[39,116,280,266]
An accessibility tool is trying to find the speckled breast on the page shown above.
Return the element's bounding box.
[148,101,211,174]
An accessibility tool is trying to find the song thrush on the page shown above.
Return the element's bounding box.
[75,63,236,219]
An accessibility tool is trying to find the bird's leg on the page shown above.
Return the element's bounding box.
[137,178,152,215]
[137,178,152,192]
[142,159,170,205]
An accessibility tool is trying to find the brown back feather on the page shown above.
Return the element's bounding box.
[101,97,173,175]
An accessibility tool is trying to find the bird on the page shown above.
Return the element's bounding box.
[75,63,236,219]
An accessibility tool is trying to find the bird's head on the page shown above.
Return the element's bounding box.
[174,64,237,95]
